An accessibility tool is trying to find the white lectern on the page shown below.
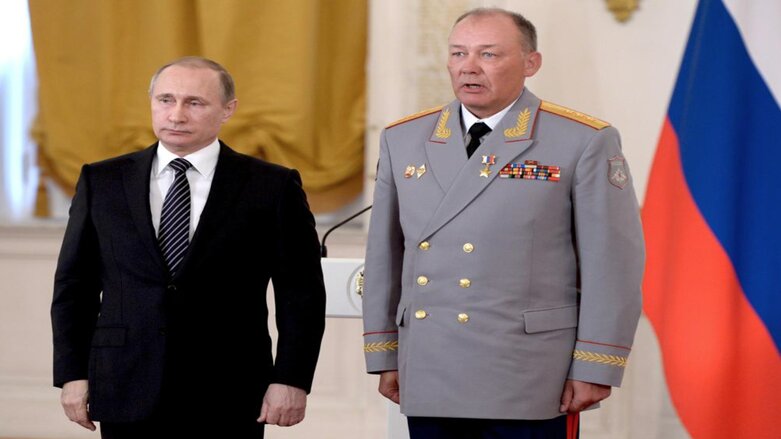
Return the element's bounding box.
[321,258,409,439]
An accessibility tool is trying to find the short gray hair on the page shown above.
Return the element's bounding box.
[454,7,537,52]
[148,56,236,103]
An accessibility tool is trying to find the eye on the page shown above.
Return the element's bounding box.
[158,96,173,104]
[188,100,203,107]
[481,52,496,59]
[451,51,466,57]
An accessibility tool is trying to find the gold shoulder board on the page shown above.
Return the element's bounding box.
[386,105,444,129]
[539,101,610,130]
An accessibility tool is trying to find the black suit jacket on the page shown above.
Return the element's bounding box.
[51,142,326,423]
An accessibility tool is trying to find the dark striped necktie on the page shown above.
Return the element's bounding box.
[158,158,192,275]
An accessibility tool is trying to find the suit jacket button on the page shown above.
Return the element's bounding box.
[419,241,430,250]
[159,328,167,336]
[457,313,470,324]
[462,243,474,253]
[167,284,177,292]
[415,310,428,319]
[417,275,429,286]
[459,278,471,288]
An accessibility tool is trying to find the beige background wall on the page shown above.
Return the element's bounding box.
[1,1,698,438]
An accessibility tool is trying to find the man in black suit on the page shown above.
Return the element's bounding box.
[51,57,326,438]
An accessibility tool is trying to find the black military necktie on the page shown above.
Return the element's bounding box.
[158,158,193,275]
[466,122,492,158]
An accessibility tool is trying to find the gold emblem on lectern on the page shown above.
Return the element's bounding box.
[355,269,364,297]
[605,0,639,23]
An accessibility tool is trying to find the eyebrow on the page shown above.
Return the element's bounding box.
[449,44,498,49]
[154,93,208,102]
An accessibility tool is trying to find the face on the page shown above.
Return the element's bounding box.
[150,65,237,155]
[448,14,541,119]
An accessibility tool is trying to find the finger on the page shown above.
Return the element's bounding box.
[62,401,80,418]
[290,407,305,426]
[257,402,269,423]
[62,399,86,417]
[264,407,280,425]
[281,411,295,427]
[560,382,573,413]
[71,407,95,431]
[379,387,394,403]
[64,404,84,422]
[76,419,96,431]
[569,389,587,412]
[379,381,400,402]
[282,410,296,427]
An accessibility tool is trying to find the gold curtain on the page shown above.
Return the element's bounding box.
[28,0,367,214]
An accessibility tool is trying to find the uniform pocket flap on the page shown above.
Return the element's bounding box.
[91,327,127,347]
[524,305,579,333]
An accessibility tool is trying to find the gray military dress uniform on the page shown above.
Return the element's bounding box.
[362,88,644,420]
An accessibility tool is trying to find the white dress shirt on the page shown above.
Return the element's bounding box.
[461,94,521,138]
[150,139,220,240]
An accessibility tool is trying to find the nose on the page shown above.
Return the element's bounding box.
[168,103,187,124]
[460,53,480,75]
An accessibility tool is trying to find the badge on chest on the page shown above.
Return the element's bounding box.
[499,160,561,182]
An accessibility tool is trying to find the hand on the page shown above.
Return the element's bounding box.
[378,370,400,404]
[257,384,307,426]
[559,379,611,413]
[60,379,95,431]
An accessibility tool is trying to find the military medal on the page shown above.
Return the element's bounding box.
[404,165,415,178]
[416,164,427,178]
[499,160,561,182]
[480,154,496,178]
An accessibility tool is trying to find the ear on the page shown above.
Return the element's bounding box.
[221,99,238,122]
[524,51,542,77]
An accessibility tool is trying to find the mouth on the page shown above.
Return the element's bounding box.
[162,128,191,135]
[462,83,484,91]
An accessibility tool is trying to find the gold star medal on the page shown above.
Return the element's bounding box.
[480,154,496,178]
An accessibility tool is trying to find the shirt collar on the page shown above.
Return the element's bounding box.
[461,93,522,133]
[154,139,220,179]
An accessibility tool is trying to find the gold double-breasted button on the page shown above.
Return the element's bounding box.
[419,241,430,250]
[417,275,429,286]
[457,313,470,323]
[463,243,474,253]
[459,278,471,288]
[415,310,428,319]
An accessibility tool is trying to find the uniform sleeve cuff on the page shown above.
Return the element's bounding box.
[567,340,631,387]
[363,330,399,373]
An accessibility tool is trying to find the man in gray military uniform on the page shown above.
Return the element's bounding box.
[362,7,644,438]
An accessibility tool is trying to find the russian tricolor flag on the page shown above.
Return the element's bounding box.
[642,0,781,437]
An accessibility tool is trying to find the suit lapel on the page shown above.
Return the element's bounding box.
[174,142,250,280]
[122,145,166,270]
[424,101,466,192]
[419,89,543,240]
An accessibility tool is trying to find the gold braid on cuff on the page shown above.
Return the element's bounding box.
[364,341,399,353]
[572,350,628,368]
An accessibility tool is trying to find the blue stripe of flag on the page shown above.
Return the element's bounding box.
[668,0,781,350]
